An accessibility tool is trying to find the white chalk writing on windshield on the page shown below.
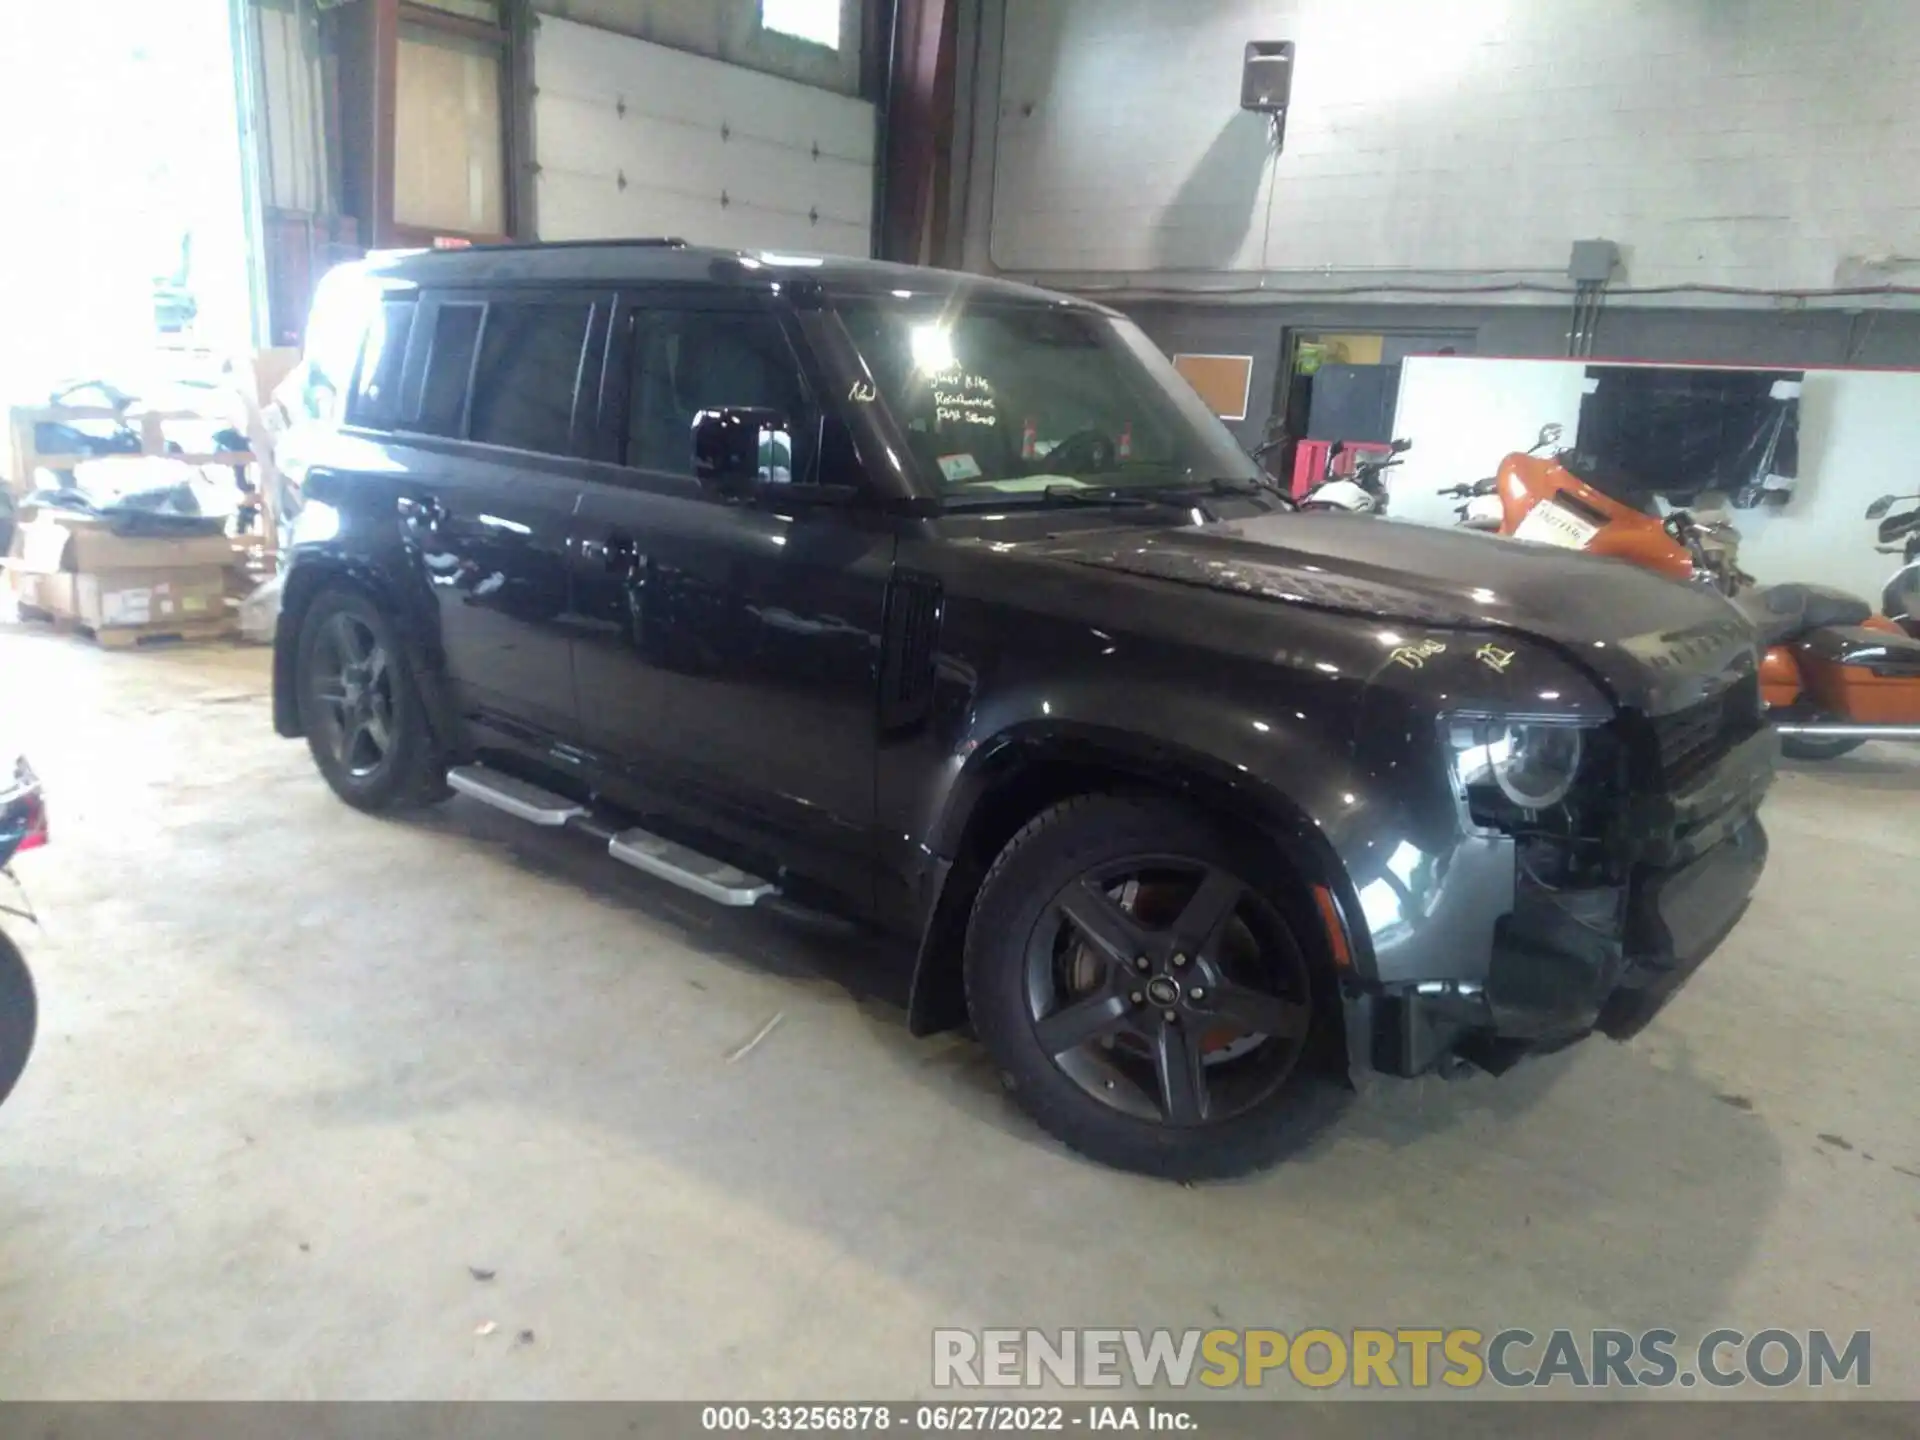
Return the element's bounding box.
[934,372,997,427]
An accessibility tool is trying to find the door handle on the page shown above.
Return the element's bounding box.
[603,532,640,572]
[398,493,448,530]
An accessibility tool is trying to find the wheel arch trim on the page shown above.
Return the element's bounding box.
[905,723,1371,1038]
[271,552,462,755]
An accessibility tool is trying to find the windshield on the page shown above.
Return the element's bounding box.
[836,298,1261,501]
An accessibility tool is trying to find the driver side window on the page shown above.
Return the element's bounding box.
[624,308,812,482]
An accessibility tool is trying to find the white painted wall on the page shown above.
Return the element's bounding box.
[1385,357,1920,597]
[982,0,1920,298]
[532,16,874,254]
[1384,359,1586,528]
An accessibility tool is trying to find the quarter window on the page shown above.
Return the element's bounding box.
[347,298,417,429]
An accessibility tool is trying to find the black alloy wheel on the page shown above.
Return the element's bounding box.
[1026,859,1313,1128]
[295,587,446,813]
[310,610,398,780]
[966,794,1343,1180]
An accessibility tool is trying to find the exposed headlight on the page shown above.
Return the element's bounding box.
[1446,717,1588,818]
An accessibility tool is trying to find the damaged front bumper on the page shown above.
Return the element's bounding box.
[1344,725,1775,1080]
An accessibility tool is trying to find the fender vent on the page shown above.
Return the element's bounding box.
[879,572,943,732]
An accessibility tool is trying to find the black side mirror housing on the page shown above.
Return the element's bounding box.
[1866,494,1897,520]
[692,407,791,495]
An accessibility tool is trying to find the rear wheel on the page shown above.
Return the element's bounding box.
[0,931,36,1111]
[1778,717,1867,761]
[964,794,1346,1180]
[295,587,447,812]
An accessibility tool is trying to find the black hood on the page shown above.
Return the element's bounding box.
[1027,511,1758,714]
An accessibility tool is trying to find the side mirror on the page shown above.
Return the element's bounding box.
[1866,495,1897,519]
[1389,437,1412,454]
[692,407,792,494]
[1536,423,1563,450]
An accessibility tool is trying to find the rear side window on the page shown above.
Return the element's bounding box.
[347,298,416,428]
[468,301,594,456]
[416,303,484,436]
[626,309,809,478]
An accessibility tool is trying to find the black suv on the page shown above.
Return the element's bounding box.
[273,241,1774,1179]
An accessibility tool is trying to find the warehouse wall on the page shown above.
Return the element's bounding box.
[251,0,329,215]
[966,0,1920,299]
[535,0,863,96]
[1385,358,1920,599]
[1121,299,1920,453]
[532,15,875,253]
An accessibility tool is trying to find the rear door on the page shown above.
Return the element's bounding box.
[395,288,610,742]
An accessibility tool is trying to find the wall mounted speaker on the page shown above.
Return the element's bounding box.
[1241,41,1295,113]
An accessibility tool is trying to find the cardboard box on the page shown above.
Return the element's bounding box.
[10,509,235,576]
[10,570,75,617]
[73,567,228,629]
[9,562,227,631]
[6,507,233,634]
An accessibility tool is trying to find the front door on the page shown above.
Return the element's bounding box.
[398,289,609,741]
[570,295,890,909]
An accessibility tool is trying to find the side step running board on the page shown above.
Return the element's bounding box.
[447,764,587,825]
[608,830,775,907]
[445,763,776,906]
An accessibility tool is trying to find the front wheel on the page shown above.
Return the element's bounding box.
[964,795,1346,1180]
[0,930,36,1111]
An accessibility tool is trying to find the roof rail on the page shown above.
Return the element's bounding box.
[452,237,689,253]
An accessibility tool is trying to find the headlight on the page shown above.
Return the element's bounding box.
[1446,717,1589,819]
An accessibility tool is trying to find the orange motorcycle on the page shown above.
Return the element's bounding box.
[1442,427,1920,760]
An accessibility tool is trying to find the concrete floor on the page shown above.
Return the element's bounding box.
[0,624,1916,1401]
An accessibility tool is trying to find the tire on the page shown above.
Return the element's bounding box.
[963,794,1348,1181]
[1779,726,1867,762]
[0,931,36,1112]
[295,585,448,813]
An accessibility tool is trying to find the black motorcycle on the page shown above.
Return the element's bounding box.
[0,753,46,1110]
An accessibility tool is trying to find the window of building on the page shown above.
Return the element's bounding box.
[416,303,485,435]
[626,310,809,480]
[346,298,417,429]
[468,302,594,455]
[761,0,841,49]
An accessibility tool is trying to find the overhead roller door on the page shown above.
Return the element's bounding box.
[531,16,874,256]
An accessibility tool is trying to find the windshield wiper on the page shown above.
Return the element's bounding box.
[943,485,1175,512]
[1171,473,1297,507]
[1095,476,1296,514]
